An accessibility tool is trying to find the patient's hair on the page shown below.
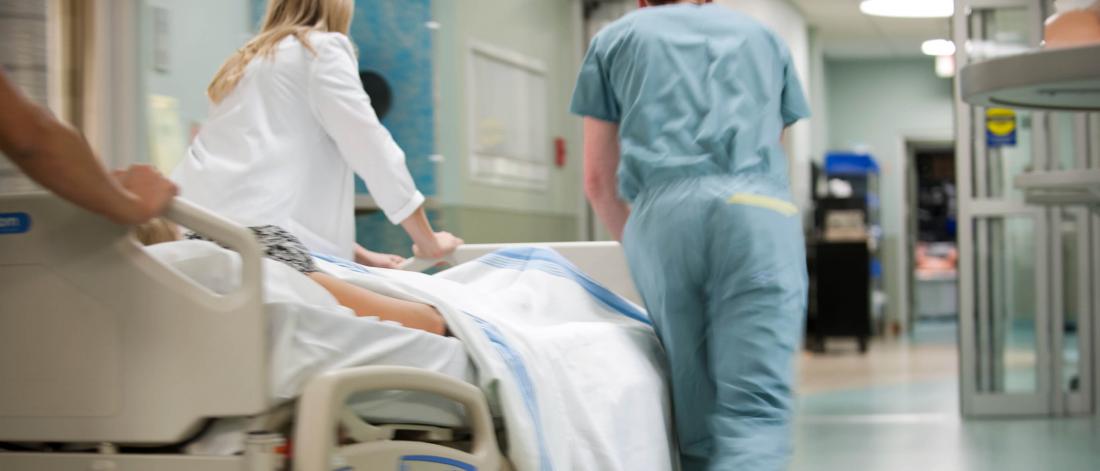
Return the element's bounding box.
[207,0,354,104]
[134,218,181,246]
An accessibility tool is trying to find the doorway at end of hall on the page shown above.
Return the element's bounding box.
[905,141,957,345]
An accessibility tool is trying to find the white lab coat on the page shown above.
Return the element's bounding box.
[173,32,424,259]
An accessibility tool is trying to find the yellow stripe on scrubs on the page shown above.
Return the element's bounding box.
[727,193,799,217]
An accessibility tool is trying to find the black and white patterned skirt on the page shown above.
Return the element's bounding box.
[186,225,319,274]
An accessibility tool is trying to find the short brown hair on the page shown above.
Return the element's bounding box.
[134,218,181,246]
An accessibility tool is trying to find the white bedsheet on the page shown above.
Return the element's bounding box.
[147,241,674,470]
[315,246,675,471]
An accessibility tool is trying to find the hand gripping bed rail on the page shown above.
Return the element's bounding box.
[162,198,264,308]
[294,366,504,471]
[397,255,456,272]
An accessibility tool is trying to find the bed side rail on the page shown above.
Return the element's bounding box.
[294,366,505,471]
[0,194,269,444]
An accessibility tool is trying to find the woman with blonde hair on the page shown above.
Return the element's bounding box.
[172,0,459,334]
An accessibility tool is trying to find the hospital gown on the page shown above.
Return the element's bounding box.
[570,4,811,470]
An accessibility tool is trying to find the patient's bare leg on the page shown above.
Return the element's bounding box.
[309,272,447,336]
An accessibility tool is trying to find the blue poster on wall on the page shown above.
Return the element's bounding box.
[250,0,436,196]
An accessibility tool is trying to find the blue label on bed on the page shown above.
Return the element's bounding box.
[0,213,30,234]
[398,455,476,470]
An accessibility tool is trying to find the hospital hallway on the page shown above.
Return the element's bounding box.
[792,322,1100,471]
[2,0,1100,469]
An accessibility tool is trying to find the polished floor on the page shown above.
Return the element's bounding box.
[791,323,1100,471]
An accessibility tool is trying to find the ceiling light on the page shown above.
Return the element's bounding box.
[921,39,956,56]
[935,55,956,78]
[860,0,954,18]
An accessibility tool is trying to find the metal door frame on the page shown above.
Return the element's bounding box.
[955,0,1052,417]
[956,0,1097,417]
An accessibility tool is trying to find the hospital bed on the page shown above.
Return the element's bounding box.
[0,193,643,471]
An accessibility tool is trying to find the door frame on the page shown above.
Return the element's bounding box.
[954,0,1055,417]
[901,136,955,335]
[954,0,1096,417]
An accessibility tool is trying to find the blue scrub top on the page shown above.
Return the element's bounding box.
[570,3,811,203]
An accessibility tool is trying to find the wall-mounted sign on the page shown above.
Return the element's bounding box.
[986,108,1017,148]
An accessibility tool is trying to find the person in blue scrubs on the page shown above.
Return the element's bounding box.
[571,1,811,469]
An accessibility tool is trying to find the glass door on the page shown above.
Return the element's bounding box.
[954,0,1051,416]
[955,0,1097,417]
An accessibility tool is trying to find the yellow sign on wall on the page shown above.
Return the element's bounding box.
[986,108,1017,147]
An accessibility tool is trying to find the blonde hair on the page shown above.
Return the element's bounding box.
[207,0,354,103]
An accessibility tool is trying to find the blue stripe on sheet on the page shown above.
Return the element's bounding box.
[477,247,651,326]
[465,311,553,471]
[311,253,376,275]
[399,455,476,470]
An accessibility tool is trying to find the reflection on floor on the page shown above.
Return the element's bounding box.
[792,321,1100,471]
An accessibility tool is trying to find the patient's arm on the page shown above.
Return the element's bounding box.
[308,272,447,336]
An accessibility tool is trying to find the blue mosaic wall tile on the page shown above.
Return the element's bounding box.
[348,0,436,196]
[250,0,437,196]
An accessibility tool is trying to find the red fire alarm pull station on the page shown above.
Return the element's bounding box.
[554,138,567,168]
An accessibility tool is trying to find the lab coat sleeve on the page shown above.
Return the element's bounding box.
[307,34,425,225]
[570,35,622,122]
[779,53,811,127]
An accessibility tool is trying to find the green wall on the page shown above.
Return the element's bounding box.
[826,57,954,327]
[136,0,586,250]
[431,0,585,243]
[139,0,252,162]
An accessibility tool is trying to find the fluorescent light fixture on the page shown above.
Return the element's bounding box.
[860,0,954,18]
[922,39,956,56]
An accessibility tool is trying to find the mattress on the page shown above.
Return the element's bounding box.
[143,241,477,454]
[279,306,477,429]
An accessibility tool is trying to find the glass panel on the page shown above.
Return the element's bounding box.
[976,216,1039,394]
[1060,210,1082,393]
[971,6,1040,202]
[986,112,1034,202]
[1050,113,1078,171]
[969,7,1034,62]
[1091,114,1100,169]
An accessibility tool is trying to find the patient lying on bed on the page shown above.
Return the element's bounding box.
[136,219,447,335]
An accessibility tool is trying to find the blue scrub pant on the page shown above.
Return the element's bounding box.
[623,176,806,471]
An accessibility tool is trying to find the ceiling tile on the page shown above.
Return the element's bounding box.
[791,0,951,58]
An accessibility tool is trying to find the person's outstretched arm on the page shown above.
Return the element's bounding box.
[307,35,461,260]
[0,72,177,224]
[400,207,463,260]
[583,117,630,241]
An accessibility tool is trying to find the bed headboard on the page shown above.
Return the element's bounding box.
[0,193,270,444]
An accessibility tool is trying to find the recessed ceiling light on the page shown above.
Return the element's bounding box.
[860,0,954,18]
[935,55,956,78]
[921,39,956,56]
